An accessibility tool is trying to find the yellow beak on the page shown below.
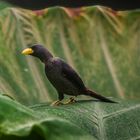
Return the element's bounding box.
[22,48,34,55]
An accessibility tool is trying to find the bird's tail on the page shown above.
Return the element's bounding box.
[85,89,116,103]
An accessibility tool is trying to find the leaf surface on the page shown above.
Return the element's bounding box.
[0,94,95,140]
[0,7,140,105]
[31,99,140,140]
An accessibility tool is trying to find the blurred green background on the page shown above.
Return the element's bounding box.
[0,2,140,140]
[0,3,140,105]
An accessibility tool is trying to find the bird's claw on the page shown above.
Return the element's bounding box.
[50,100,63,106]
[64,97,76,105]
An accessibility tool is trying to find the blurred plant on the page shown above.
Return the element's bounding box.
[0,2,140,140]
[0,6,140,105]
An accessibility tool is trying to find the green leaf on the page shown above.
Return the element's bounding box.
[0,5,140,140]
[0,94,95,140]
[1,94,140,140]
[0,7,140,105]
[32,99,140,140]
[0,1,11,10]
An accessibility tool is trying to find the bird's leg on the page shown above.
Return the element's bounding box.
[64,97,76,105]
[51,93,64,106]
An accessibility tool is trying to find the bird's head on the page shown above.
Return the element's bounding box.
[22,44,53,63]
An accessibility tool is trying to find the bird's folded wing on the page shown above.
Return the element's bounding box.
[61,60,86,90]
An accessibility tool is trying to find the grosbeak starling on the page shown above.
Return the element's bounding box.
[22,44,116,105]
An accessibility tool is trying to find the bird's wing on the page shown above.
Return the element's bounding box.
[60,59,86,90]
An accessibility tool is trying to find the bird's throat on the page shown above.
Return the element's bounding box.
[39,51,53,64]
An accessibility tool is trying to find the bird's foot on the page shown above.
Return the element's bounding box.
[50,100,63,106]
[64,97,76,105]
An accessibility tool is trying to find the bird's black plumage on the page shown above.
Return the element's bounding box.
[22,44,116,103]
[61,61,86,90]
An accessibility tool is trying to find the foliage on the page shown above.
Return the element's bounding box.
[0,94,95,140]
[0,3,140,140]
[32,99,140,140]
[1,94,140,140]
[0,6,140,105]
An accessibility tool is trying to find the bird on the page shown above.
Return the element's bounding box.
[22,44,116,105]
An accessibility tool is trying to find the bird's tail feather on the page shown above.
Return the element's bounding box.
[85,89,116,103]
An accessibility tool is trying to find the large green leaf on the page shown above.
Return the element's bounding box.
[0,7,140,105]
[0,4,140,140]
[1,94,140,140]
[0,94,95,140]
[32,100,140,140]
[0,1,10,10]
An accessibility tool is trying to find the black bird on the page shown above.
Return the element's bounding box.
[22,44,116,105]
